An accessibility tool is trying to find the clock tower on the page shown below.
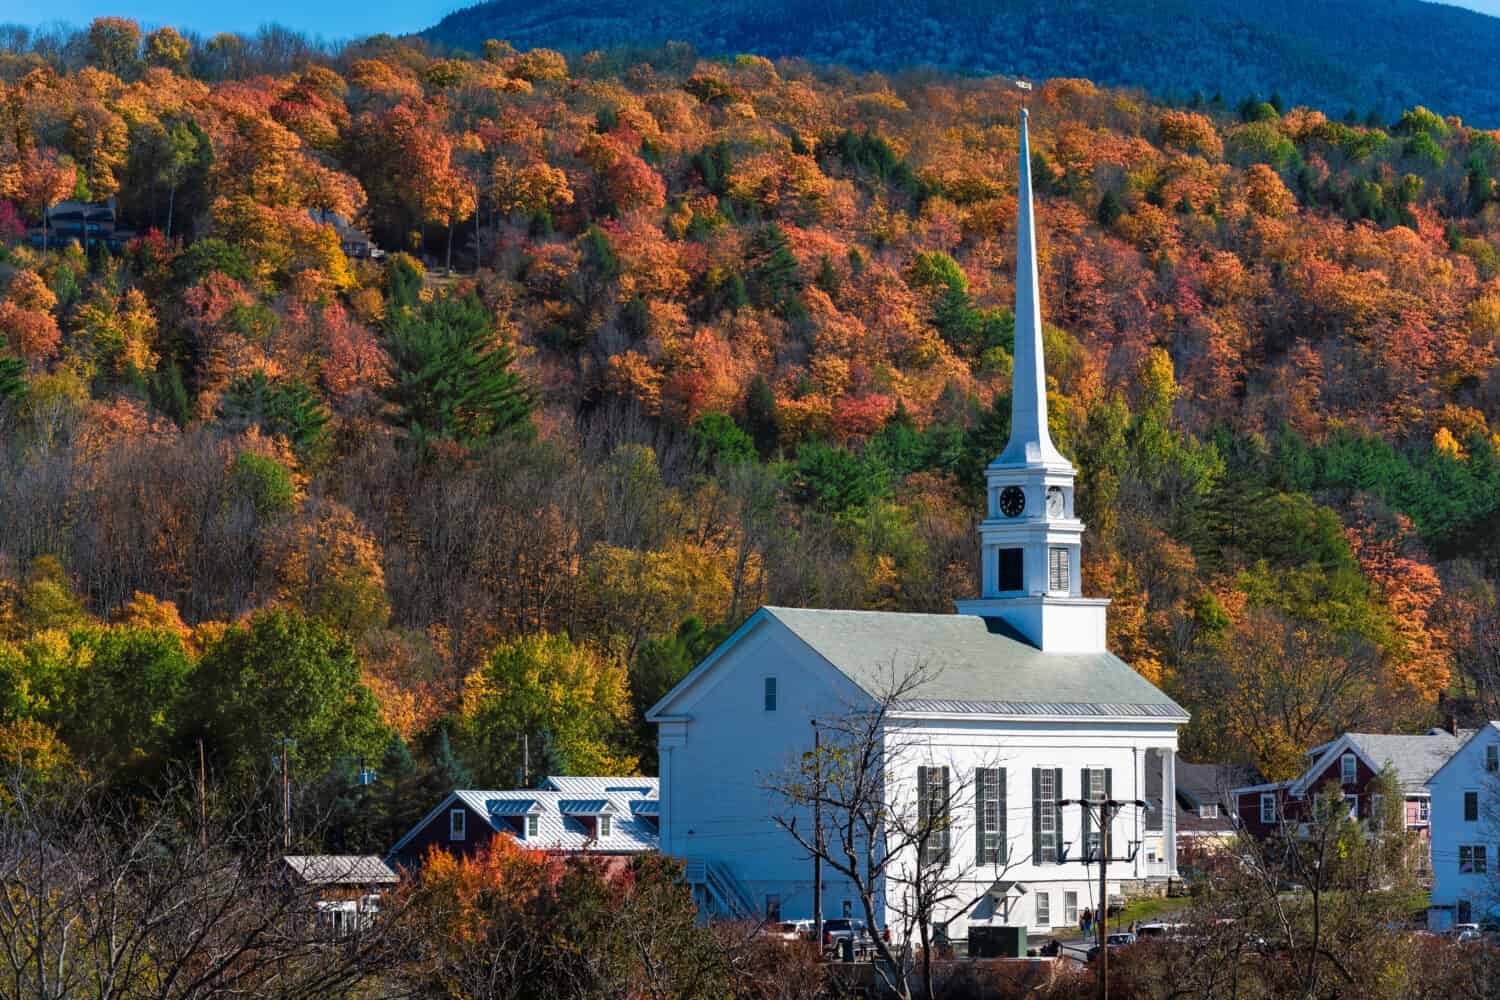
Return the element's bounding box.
[954,108,1109,653]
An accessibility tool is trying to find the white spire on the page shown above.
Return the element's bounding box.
[995,108,1071,470]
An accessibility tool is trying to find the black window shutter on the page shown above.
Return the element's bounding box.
[997,768,1007,863]
[1104,769,1114,855]
[1053,768,1064,865]
[975,767,988,867]
[1081,768,1092,861]
[940,767,951,863]
[917,766,929,865]
[1032,768,1042,865]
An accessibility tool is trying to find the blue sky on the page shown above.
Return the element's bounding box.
[1,0,466,40]
[3,0,1500,42]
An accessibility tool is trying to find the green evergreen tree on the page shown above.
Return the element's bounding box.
[384,253,424,310]
[376,733,420,849]
[218,371,332,465]
[423,726,473,801]
[743,374,782,459]
[629,617,732,768]
[0,354,25,404]
[380,293,534,448]
[745,223,801,315]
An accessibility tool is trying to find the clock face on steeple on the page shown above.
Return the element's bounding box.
[1046,486,1065,518]
[999,486,1026,518]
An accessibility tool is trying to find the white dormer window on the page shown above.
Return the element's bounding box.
[526,814,540,838]
[1340,753,1356,785]
[763,676,777,712]
[598,814,612,838]
[450,808,466,841]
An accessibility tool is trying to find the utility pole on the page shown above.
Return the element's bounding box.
[281,739,291,850]
[274,737,297,851]
[197,737,207,849]
[1060,796,1146,1000]
[811,718,823,949]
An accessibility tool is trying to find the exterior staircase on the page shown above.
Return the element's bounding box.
[682,857,757,920]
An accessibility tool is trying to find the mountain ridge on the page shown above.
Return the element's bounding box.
[421,0,1500,126]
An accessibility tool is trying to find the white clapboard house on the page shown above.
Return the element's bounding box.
[646,109,1188,939]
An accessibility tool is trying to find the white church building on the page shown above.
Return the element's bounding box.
[647,109,1187,939]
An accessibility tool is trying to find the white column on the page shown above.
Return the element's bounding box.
[1133,748,1144,879]
[1163,750,1178,877]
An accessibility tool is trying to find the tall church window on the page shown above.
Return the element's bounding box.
[1034,768,1060,863]
[917,766,951,866]
[975,768,1006,865]
[1048,547,1069,592]
[997,549,1023,592]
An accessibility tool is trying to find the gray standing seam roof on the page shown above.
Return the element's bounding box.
[1344,732,1465,791]
[282,855,399,885]
[762,607,1187,720]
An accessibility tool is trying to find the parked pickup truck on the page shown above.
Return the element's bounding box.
[822,918,884,958]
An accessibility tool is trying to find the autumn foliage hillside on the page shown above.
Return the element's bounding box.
[1,23,1500,826]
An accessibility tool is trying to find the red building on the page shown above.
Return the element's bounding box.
[388,775,659,871]
[1233,730,1465,867]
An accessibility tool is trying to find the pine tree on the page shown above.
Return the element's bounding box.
[0,354,25,403]
[743,374,782,460]
[380,293,533,448]
[218,371,331,465]
[745,223,801,315]
[422,727,472,802]
[376,733,419,849]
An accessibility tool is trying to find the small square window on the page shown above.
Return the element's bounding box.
[598,814,612,838]
[764,676,777,712]
[526,814,539,838]
[1466,791,1479,822]
[1340,753,1357,785]
[1048,547,1070,593]
[997,548,1024,592]
[449,808,466,841]
[1199,804,1219,819]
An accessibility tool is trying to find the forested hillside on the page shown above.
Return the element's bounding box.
[1,21,1500,846]
[423,0,1500,127]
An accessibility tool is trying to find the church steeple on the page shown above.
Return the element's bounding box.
[996,108,1070,472]
[954,107,1109,654]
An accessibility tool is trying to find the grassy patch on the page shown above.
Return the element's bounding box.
[1115,896,1194,926]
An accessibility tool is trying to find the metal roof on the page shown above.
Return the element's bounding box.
[762,607,1188,720]
[282,855,398,885]
[390,779,659,858]
[541,776,659,796]
[1343,732,1465,791]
